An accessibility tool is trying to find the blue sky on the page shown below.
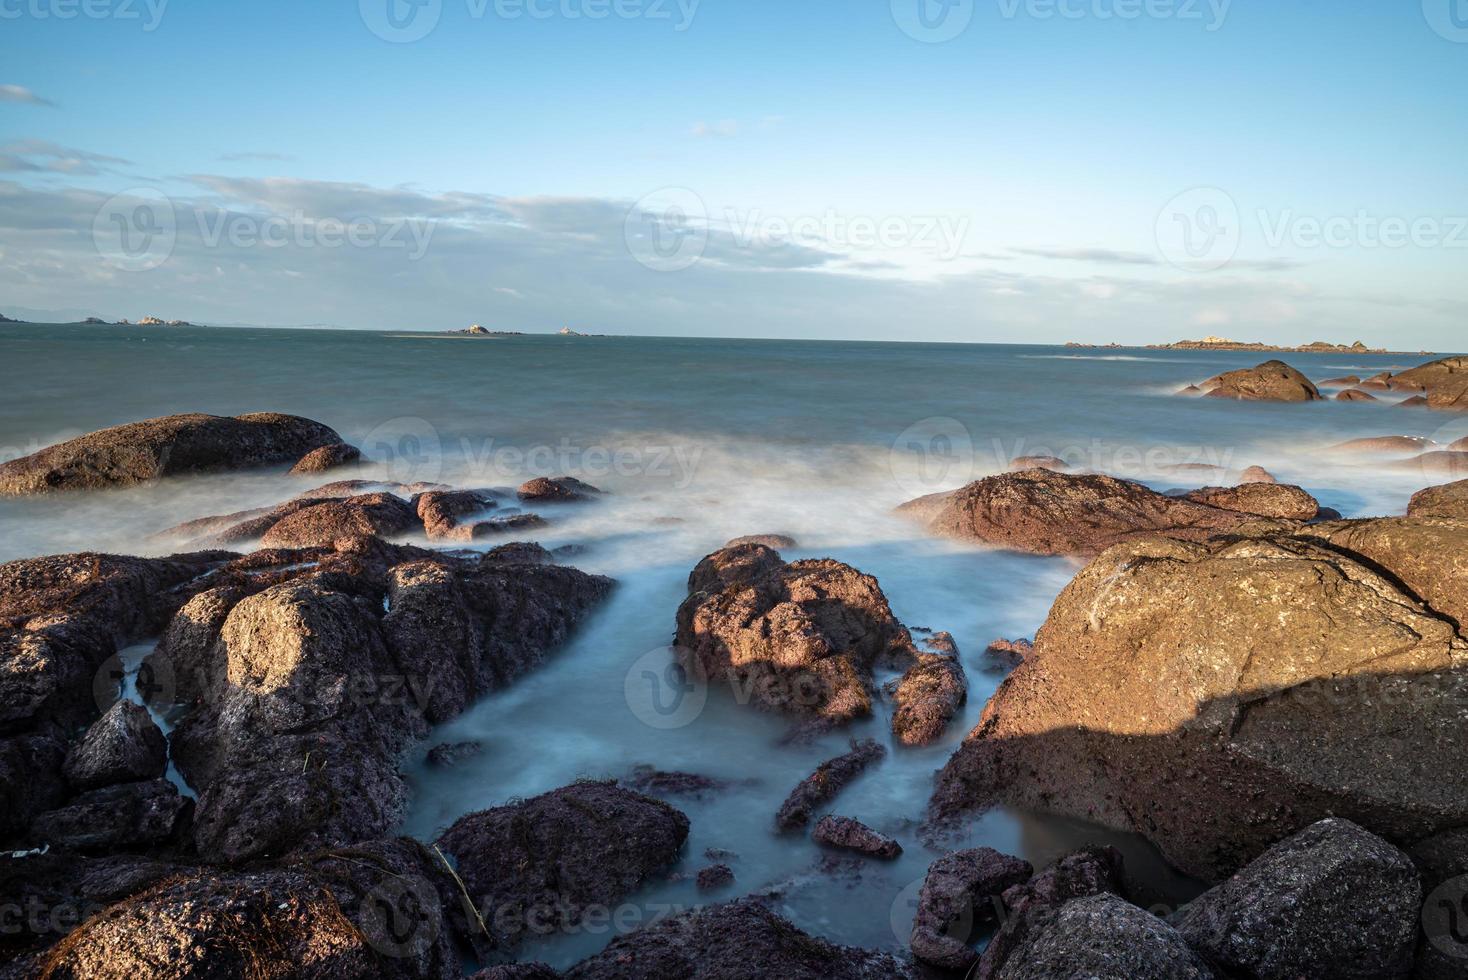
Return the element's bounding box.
[2,0,1466,345]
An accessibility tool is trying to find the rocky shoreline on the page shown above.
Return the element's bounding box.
[3,378,1468,978]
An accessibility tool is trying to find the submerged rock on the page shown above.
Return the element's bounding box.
[416,489,498,541]
[259,491,419,548]
[724,533,798,550]
[811,816,901,859]
[695,863,735,891]
[898,469,1285,558]
[288,442,362,475]
[434,781,688,956]
[774,738,885,831]
[561,899,916,980]
[1173,818,1419,980]
[910,846,1033,971]
[0,412,343,495]
[518,476,604,503]
[1326,435,1435,455]
[675,545,917,725]
[1198,360,1322,402]
[930,529,1468,880]
[1337,388,1378,402]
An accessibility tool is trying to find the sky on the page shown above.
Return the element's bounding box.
[1,0,1466,345]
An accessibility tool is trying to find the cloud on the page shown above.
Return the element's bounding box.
[0,140,129,177]
[0,85,55,107]
[218,151,297,162]
[1013,247,1159,266]
[691,120,739,139]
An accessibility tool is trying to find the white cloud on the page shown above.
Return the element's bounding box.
[691,120,739,139]
[0,85,55,107]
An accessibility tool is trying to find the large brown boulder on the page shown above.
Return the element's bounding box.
[1181,483,1319,520]
[561,899,916,980]
[0,412,342,495]
[1312,516,1468,629]
[1172,818,1419,980]
[898,469,1285,558]
[518,476,604,503]
[674,545,917,725]
[1389,355,1468,411]
[889,633,967,746]
[434,782,689,957]
[415,489,498,541]
[1199,360,1322,402]
[259,492,419,548]
[930,530,1468,881]
[1410,479,1468,519]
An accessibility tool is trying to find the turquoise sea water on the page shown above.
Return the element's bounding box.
[2,322,1464,964]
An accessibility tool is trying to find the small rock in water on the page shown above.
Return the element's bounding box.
[984,638,1032,669]
[724,533,798,549]
[624,765,730,799]
[911,846,1033,972]
[695,863,735,891]
[518,475,604,503]
[774,738,886,831]
[426,741,483,767]
[811,815,902,859]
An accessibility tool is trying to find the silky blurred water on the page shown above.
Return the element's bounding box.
[2,322,1464,964]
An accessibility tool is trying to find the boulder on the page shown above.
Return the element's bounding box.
[28,778,190,853]
[1389,355,1468,397]
[561,899,915,980]
[1238,465,1277,483]
[984,638,1031,669]
[416,489,497,541]
[775,739,885,831]
[0,731,68,840]
[810,816,901,859]
[898,469,1285,558]
[1199,360,1322,402]
[471,968,562,980]
[1399,395,1430,408]
[434,782,689,956]
[929,531,1468,880]
[1312,516,1468,629]
[976,847,1125,980]
[0,851,178,962]
[675,545,917,725]
[695,864,735,891]
[1320,375,1361,386]
[518,476,604,503]
[1392,451,1468,478]
[889,632,967,746]
[725,533,798,550]
[61,700,167,790]
[1337,388,1378,402]
[1409,479,1468,520]
[1173,818,1420,980]
[1180,483,1319,520]
[260,492,419,548]
[992,894,1215,980]
[288,442,362,475]
[1007,455,1071,472]
[1325,435,1435,455]
[0,412,342,495]
[910,847,1033,971]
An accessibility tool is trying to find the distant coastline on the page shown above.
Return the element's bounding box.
[1067,336,1435,355]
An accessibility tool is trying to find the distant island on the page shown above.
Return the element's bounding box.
[1067,336,1432,355]
[0,312,18,323]
[448,324,525,337]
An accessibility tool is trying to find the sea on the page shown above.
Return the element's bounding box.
[2,322,1464,965]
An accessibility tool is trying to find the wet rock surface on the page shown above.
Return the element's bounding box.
[1411,478,1468,518]
[910,846,1033,971]
[1180,482,1319,520]
[888,632,966,746]
[993,894,1215,980]
[0,412,343,495]
[899,469,1287,557]
[1198,359,1322,402]
[434,781,689,956]
[775,738,885,831]
[724,533,798,549]
[561,899,916,980]
[675,545,917,725]
[810,816,901,859]
[518,476,604,503]
[1173,818,1420,980]
[60,700,166,791]
[260,491,420,548]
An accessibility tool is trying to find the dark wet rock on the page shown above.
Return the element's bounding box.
[993,894,1214,979]
[0,412,342,495]
[1337,387,1379,402]
[930,531,1468,881]
[976,847,1125,980]
[984,638,1031,669]
[1173,818,1419,980]
[61,700,166,790]
[35,838,459,979]
[518,476,604,503]
[704,847,737,861]
[695,864,735,891]
[29,778,190,853]
[561,898,915,980]
[289,441,362,475]
[426,740,483,767]
[910,846,1033,971]
[1238,465,1277,483]
[470,967,563,980]
[434,781,689,956]
[464,513,550,538]
[1410,479,1468,519]
[624,765,729,799]
[1313,515,1468,630]
[675,545,917,725]
[1327,435,1436,455]
[889,632,966,746]
[260,491,419,548]
[0,731,68,840]
[899,469,1287,558]
[417,489,498,541]
[775,739,885,831]
[1198,359,1322,402]
[725,533,798,550]
[1181,482,1320,520]
[811,816,901,859]
[1007,455,1071,472]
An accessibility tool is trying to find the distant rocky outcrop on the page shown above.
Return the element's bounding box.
[1148,337,1395,354]
[0,412,343,495]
